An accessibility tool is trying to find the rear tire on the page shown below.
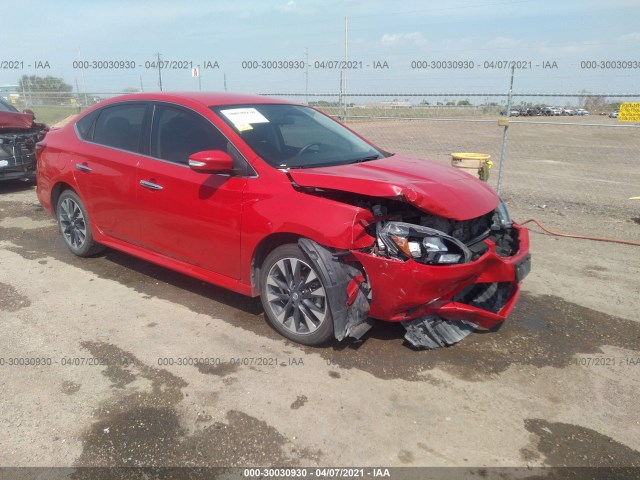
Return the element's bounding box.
[56,190,105,257]
[260,244,334,346]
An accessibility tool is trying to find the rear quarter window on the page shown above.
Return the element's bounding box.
[92,104,146,152]
[75,110,100,140]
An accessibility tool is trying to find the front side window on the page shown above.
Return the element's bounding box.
[92,104,146,153]
[211,104,388,169]
[151,105,228,165]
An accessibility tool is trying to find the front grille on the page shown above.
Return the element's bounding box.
[454,282,513,314]
[0,132,37,167]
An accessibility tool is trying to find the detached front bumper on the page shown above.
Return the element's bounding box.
[352,223,530,331]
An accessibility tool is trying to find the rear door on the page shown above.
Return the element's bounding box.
[73,102,149,243]
[135,103,248,278]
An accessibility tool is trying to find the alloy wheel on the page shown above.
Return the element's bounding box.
[265,257,327,335]
[59,197,87,249]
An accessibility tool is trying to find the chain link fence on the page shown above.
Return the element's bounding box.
[6,90,639,240]
[264,93,640,240]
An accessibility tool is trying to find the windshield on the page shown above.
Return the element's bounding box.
[211,104,388,168]
[0,99,20,113]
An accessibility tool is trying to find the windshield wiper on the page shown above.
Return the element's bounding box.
[284,155,382,169]
[346,155,381,164]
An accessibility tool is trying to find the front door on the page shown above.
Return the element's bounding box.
[135,104,247,279]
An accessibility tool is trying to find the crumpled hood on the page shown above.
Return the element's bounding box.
[0,111,34,130]
[288,154,498,220]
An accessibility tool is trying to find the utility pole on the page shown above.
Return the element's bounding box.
[140,75,144,92]
[197,65,202,91]
[21,80,27,107]
[26,76,32,106]
[497,65,515,196]
[75,78,81,109]
[223,73,227,92]
[343,16,348,118]
[305,47,309,105]
[156,52,163,91]
[77,47,88,106]
[338,70,343,120]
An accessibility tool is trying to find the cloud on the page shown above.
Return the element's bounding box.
[554,44,597,54]
[380,32,427,46]
[484,36,523,50]
[617,31,640,42]
[276,0,321,15]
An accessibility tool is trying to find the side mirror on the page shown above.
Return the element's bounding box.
[188,150,234,173]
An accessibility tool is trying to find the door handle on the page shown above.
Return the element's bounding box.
[139,180,163,190]
[75,164,92,172]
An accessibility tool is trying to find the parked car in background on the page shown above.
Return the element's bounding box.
[575,109,589,116]
[562,108,575,116]
[500,109,521,116]
[36,92,530,349]
[609,111,619,118]
[0,99,48,182]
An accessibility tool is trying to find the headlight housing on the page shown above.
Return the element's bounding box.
[492,198,512,230]
[378,222,472,265]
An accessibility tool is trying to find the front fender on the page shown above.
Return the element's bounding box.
[298,238,371,341]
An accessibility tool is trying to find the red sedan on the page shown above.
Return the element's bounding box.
[36,92,530,348]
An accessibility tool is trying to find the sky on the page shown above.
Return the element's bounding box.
[3,0,640,101]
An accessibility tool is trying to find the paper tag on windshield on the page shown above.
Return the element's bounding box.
[220,108,269,129]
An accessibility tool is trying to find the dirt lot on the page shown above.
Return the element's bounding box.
[0,118,639,478]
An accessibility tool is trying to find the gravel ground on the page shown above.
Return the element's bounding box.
[0,117,639,478]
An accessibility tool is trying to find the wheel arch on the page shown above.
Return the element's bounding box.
[252,235,372,342]
[51,182,76,215]
[250,232,302,296]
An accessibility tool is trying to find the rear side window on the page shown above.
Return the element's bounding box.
[93,104,146,153]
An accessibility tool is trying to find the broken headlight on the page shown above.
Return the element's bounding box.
[377,222,472,265]
[492,198,512,230]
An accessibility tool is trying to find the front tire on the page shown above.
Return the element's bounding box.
[56,190,104,257]
[260,244,334,346]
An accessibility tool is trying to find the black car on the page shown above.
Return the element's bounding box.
[0,99,48,182]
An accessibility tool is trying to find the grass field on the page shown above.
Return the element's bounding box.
[27,105,85,125]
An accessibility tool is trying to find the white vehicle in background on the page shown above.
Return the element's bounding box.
[575,109,589,116]
[562,108,575,116]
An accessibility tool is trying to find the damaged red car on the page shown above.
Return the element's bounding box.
[36,92,530,348]
[0,99,48,181]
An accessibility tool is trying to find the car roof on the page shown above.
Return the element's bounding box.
[97,91,297,108]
